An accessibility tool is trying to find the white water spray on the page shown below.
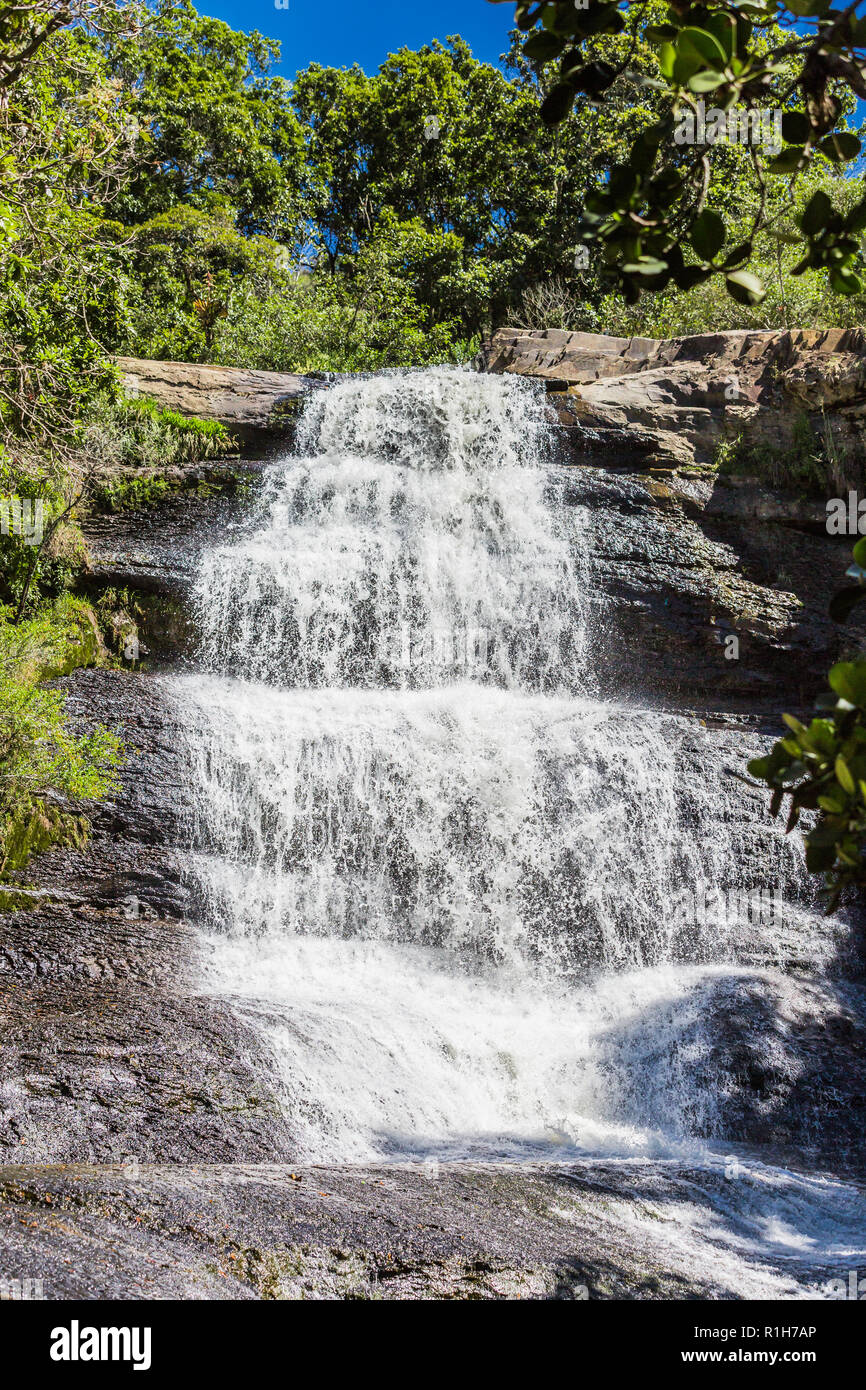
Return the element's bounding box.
[171,367,866,1282]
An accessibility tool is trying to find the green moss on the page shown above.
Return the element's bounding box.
[0,887,41,912]
[94,475,174,512]
[1,795,89,877]
[0,601,122,880]
[93,466,248,513]
[4,596,106,684]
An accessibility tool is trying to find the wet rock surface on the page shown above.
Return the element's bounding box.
[553,467,861,711]
[0,1158,849,1300]
[0,671,296,1168]
[547,459,864,714]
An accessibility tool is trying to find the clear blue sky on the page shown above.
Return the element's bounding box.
[200,1,510,77]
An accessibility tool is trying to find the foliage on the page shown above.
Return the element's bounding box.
[0,0,128,92]
[748,537,866,907]
[829,536,866,624]
[290,34,661,335]
[216,214,476,373]
[82,394,235,469]
[105,0,305,236]
[748,649,866,909]
[0,22,132,459]
[0,600,123,877]
[710,410,848,494]
[491,0,866,309]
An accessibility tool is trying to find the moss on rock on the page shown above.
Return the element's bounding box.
[1,795,89,878]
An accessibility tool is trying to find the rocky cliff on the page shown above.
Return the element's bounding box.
[481,325,866,473]
[117,356,330,446]
[482,327,866,712]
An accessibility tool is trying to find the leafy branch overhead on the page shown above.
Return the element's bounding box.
[490,0,866,304]
[747,540,866,909]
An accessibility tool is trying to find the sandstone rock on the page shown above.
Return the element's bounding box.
[483,327,866,708]
[118,356,330,445]
[481,326,866,470]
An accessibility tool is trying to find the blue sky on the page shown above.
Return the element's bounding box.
[199,1,510,77]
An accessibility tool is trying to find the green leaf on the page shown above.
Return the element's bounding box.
[672,53,704,85]
[658,43,676,80]
[819,133,861,163]
[673,264,712,291]
[782,713,808,738]
[678,27,729,68]
[852,538,866,568]
[690,209,725,261]
[828,661,866,707]
[748,755,770,779]
[524,31,564,62]
[835,756,856,794]
[622,256,669,275]
[768,147,807,174]
[704,12,738,61]
[829,585,866,624]
[687,70,727,92]
[577,7,625,38]
[570,61,616,97]
[725,269,765,305]
[806,839,837,872]
[722,242,752,269]
[801,189,832,236]
[781,110,811,144]
[540,83,575,124]
[829,268,862,296]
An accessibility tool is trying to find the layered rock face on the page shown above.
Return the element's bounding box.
[117,356,329,445]
[483,327,866,711]
[480,326,866,472]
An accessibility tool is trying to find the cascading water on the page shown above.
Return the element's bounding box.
[170,366,865,1289]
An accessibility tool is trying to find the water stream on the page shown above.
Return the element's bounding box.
[170,367,866,1293]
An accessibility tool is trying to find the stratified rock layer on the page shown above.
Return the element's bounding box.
[481,326,866,470]
[117,356,329,445]
[480,328,866,710]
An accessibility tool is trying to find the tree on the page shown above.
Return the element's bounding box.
[489,0,866,308]
[292,35,673,333]
[104,0,306,242]
[0,0,127,91]
[0,12,134,460]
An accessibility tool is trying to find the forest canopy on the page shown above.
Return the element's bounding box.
[3,0,866,425]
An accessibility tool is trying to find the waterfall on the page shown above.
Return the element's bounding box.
[171,367,850,1173]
